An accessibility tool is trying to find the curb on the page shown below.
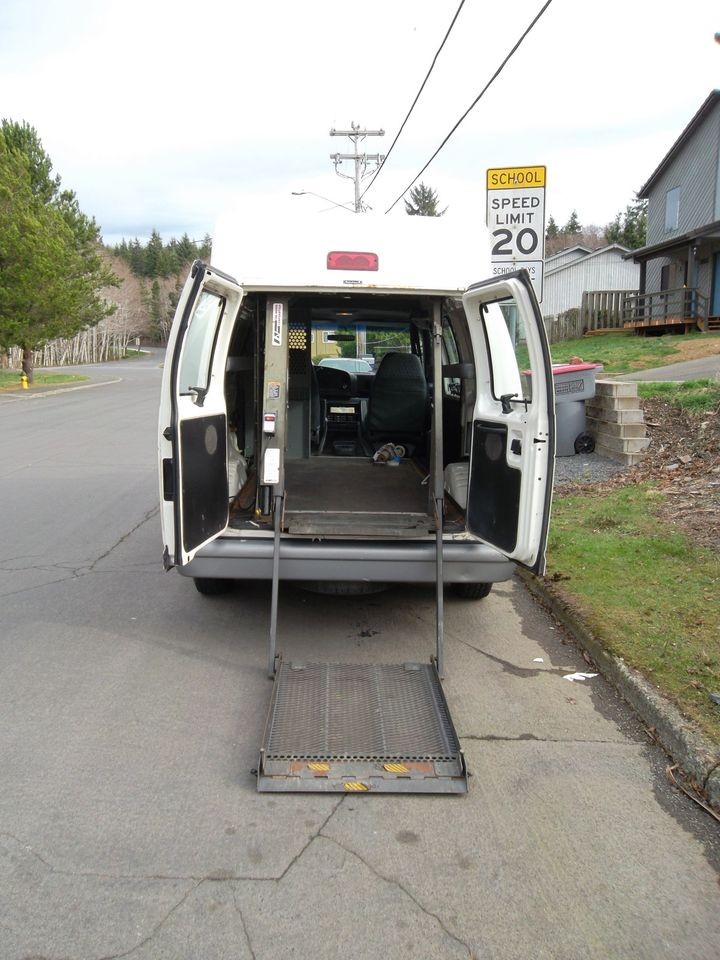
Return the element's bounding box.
[0,378,122,403]
[518,569,720,811]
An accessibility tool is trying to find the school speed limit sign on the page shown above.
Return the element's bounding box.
[486,166,546,301]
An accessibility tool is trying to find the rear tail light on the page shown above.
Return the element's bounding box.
[327,251,378,271]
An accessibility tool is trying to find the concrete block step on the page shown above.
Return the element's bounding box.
[587,417,647,440]
[594,379,639,399]
[586,395,643,413]
[593,434,651,455]
[587,417,647,439]
[584,406,645,424]
[594,443,649,466]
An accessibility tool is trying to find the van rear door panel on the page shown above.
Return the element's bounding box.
[159,262,244,566]
[179,414,228,553]
[466,421,521,553]
[462,271,554,574]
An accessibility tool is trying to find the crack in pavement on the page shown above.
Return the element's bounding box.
[0,572,78,600]
[0,508,160,599]
[88,506,160,572]
[95,880,201,960]
[270,798,345,883]
[318,835,474,958]
[231,888,258,960]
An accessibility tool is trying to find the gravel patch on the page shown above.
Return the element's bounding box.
[554,452,628,487]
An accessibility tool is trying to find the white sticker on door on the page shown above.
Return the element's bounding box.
[272,302,283,346]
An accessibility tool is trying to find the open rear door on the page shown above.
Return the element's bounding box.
[159,262,243,567]
[462,270,554,575]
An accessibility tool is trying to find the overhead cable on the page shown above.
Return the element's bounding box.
[360,0,467,202]
[384,0,554,214]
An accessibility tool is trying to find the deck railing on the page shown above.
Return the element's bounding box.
[623,287,709,328]
[580,289,638,332]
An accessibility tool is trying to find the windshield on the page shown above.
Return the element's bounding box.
[312,321,412,371]
[318,357,373,373]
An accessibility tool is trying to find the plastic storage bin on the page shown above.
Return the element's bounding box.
[551,362,602,456]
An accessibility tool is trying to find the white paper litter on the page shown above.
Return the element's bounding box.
[563,672,598,682]
[532,658,544,663]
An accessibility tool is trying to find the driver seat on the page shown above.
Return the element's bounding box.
[365,352,428,450]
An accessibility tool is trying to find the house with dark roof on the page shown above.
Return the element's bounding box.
[542,244,639,322]
[628,90,720,332]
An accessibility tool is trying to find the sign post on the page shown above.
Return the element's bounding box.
[486,166,546,301]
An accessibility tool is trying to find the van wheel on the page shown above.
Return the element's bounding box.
[451,582,492,600]
[193,577,235,596]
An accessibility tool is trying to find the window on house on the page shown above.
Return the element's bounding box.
[660,264,670,292]
[664,187,680,232]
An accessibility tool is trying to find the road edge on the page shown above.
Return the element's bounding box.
[0,377,122,402]
[518,569,720,811]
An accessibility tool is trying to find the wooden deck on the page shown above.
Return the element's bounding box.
[623,316,702,334]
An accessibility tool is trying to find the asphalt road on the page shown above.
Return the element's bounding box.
[1,353,719,960]
[623,352,720,381]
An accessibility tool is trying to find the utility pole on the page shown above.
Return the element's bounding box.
[330,122,385,212]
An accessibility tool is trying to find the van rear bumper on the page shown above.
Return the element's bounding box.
[182,537,514,584]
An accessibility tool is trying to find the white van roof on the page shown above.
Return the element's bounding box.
[212,204,489,294]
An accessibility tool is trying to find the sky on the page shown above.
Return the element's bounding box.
[1,0,718,248]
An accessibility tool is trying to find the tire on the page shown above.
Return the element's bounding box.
[193,577,235,596]
[574,432,595,454]
[451,582,492,600]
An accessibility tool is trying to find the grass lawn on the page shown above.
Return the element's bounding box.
[547,485,720,743]
[637,378,720,414]
[0,371,89,390]
[516,331,719,375]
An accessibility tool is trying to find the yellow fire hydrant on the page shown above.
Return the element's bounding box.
[20,373,28,389]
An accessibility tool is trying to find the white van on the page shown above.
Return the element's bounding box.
[158,212,554,664]
[158,211,554,791]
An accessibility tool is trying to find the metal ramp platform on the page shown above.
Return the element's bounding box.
[258,661,468,794]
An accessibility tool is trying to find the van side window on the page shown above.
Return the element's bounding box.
[179,291,225,398]
[482,299,527,404]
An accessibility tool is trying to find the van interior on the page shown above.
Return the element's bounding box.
[223,292,477,538]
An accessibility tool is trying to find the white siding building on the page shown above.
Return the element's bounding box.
[541,245,640,319]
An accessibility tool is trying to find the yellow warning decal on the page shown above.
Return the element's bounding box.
[344,782,370,792]
[383,763,409,774]
[307,763,330,772]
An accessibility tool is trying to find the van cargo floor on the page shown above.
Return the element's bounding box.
[284,458,432,537]
[257,661,468,793]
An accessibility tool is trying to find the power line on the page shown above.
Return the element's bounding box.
[384,0,554,214]
[359,0,467,203]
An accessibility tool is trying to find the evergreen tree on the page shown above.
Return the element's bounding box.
[144,229,164,277]
[404,182,447,217]
[563,210,581,236]
[0,119,60,203]
[546,215,559,240]
[604,198,647,250]
[175,233,194,263]
[0,130,116,380]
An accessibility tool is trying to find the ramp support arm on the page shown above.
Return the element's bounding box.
[432,300,445,677]
[268,492,283,677]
